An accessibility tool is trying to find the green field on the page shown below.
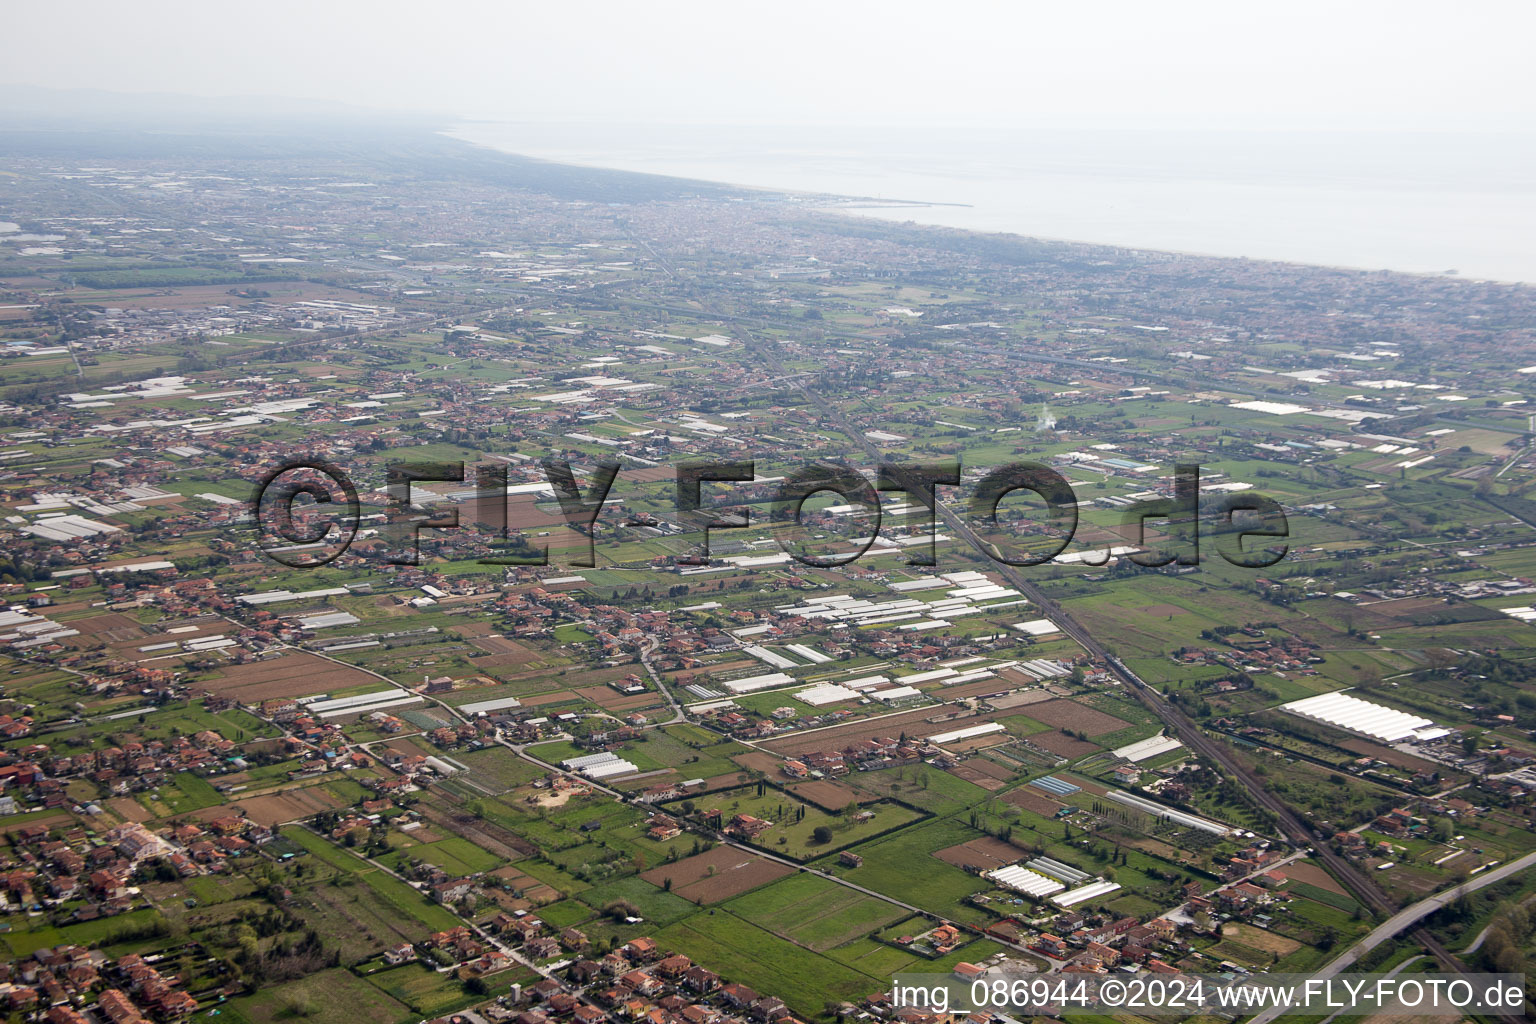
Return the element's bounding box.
[845,765,991,816]
[157,771,225,813]
[2,908,167,958]
[366,963,480,1016]
[657,910,885,1017]
[226,968,411,1024]
[723,873,910,950]
[574,874,701,927]
[280,826,463,935]
[452,746,545,792]
[6,127,1533,1023]
[822,818,995,925]
[683,786,924,859]
[390,835,505,876]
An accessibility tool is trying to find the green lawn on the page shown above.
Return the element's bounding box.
[821,818,995,925]
[227,967,411,1024]
[359,871,463,932]
[366,963,479,1016]
[637,725,748,778]
[574,874,701,927]
[845,765,991,816]
[673,786,923,860]
[159,771,225,813]
[723,873,910,950]
[282,825,370,873]
[279,826,463,933]
[452,746,545,792]
[2,908,167,957]
[393,835,505,876]
[531,899,593,928]
[658,910,884,1018]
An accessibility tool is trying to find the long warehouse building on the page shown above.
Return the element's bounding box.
[1280,691,1445,743]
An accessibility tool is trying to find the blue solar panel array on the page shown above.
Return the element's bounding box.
[1031,775,1081,797]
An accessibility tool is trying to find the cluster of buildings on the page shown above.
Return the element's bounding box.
[1173,627,1321,679]
[0,820,213,921]
[1023,913,1185,975]
[528,935,810,1024]
[0,946,199,1022]
[35,296,415,355]
[784,738,946,781]
[1006,865,1292,979]
[1184,877,1287,928]
[0,726,264,815]
[3,127,1536,1024]
[1219,839,1289,881]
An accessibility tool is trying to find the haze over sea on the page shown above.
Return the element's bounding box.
[452,122,1536,284]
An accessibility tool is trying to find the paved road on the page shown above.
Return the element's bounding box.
[1317,851,1536,978]
[1313,951,1428,1024]
[1243,850,1536,1024]
[637,637,687,725]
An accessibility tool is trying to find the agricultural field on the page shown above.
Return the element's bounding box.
[640,845,796,903]
[679,785,924,859]
[200,652,384,702]
[365,964,483,1017]
[656,912,886,1016]
[2,111,1534,1024]
[224,968,412,1024]
[723,873,910,950]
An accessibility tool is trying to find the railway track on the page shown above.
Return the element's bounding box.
[631,230,1505,1010]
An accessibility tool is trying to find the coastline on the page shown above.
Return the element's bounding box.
[446,123,1536,286]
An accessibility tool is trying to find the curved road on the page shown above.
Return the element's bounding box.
[1315,851,1536,978]
[1244,850,1536,1024]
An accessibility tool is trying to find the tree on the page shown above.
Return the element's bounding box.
[235,924,260,964]
[1425,648,1458,676]
[604,899,640,921]
[282,995,319,1018]
[812,825,834,845]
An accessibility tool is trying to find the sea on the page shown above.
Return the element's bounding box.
[449,122,1536,284]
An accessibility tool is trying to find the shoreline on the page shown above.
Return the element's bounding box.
[444,128,1532,288]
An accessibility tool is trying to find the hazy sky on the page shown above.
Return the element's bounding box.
[7,0,1534,131]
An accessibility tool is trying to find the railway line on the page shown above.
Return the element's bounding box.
[631,230,1506,1011]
